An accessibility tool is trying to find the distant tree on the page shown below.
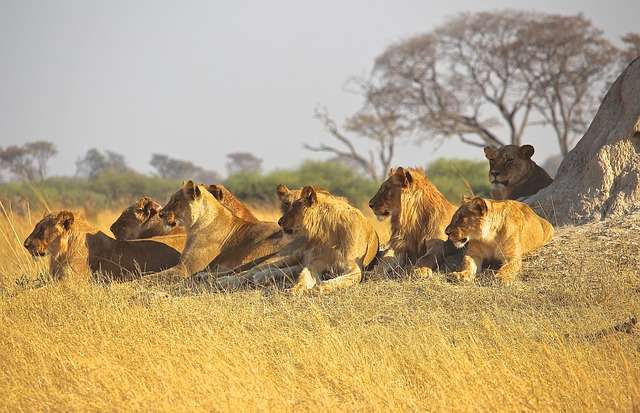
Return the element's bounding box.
[0,140,57,181]
[76,149,130,179]
[150,154,221,183]
[340,10,620,158]
[24,141,57,180]
[306,78,411,181]
[620,33,640,66]
[516,14,618,155]
[226,152,263,176]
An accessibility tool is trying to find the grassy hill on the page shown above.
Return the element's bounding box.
[0,208,638,411]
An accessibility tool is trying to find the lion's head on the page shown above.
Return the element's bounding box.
[24,211,75,257]
[445,197,488,249]
[484,145,535,190]
[110,196,161,240]
[368,167,415,221]
[277,186,316,235]
[159,180,209,228]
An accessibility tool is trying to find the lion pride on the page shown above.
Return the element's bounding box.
[23,210,181,281]
[369,167,459,276]
[276,186,380,294]
[445,197,554,283]
[484,144,553,200]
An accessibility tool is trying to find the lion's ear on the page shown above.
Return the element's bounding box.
[184,180,201,199]
[518,145,534,159]
[276,184,290,199]
[143,198,161,217]
[393,167,412,187]
[462,194,474,203]
[301,186,317,206]
[56,211,75,230]
[484,146,497,160]
[388,167,396,177]
[469,197,488,215]
[207,184,224,201]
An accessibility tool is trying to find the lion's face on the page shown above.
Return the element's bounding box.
[484,145,535,190]
[110,196,161,240]
[277,186,316,235]
[159,181,203,228]
[445,197,488,248]
[369,168,410,221]
[24,211,75,257]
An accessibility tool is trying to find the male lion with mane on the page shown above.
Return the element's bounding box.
[277,186,379,294]
[369,167,459,276]
[445,197,554,284]
[484,144,553,200]
[24,211,181,281]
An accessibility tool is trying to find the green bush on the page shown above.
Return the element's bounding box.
[426,158,490,202]
[224,160,379,206]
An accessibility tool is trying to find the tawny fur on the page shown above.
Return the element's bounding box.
[445,197,554,283]
[484,145,553,200]
[278,187,379,294]
[143,181,289,285]
[369,167,458,275]
[24,211,181,281]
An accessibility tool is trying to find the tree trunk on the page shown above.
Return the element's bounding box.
[526,58,640,226]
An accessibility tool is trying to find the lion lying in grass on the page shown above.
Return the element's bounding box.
[109,185,257,252]
[445,197,554,283]
[23,211,181,281]
[277,186,380,294]
[484,145,553,200]
[369,167,460,277]
[141,181,289,285]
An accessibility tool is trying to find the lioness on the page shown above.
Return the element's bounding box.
[23,211,181,281]
[110,184,257,244]
[143,181,288,284]
[445,197,554,284]
[369,167,459,276]
[484,145,553,200]
[277,186,380,294]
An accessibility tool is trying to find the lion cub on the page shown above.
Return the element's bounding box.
[445,197,554,283]
[369,167,459,277]
[484,145,553,200]
[277,186,379,294]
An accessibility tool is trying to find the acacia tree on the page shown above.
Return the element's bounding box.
[0,140,57,181]
[322,10,626,159]
[305,78,411,181]
[151,154,221,183]
[226,152,263,176]
[516,14,618,155]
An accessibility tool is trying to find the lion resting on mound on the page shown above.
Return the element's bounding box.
[143,181,289,284]
[277,186,380,294]
[110,185,257,250]
[23,211,181,281]
[484,145,553,200]
[369,167,459,276]
[445,197,554,283]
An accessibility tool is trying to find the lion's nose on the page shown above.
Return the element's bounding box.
[23,239,31,249]
[368,200,375,209]
[490,171,499,177]
[277,217,284,227]
[444,226,452,236]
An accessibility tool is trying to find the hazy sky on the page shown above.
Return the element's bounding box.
[1,0,638,177]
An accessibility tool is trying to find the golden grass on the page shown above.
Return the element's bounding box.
[1,206,639,411]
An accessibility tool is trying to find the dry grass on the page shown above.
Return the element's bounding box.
[0,205,639,411]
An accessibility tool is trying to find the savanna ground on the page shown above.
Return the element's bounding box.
[0,202,639,412]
